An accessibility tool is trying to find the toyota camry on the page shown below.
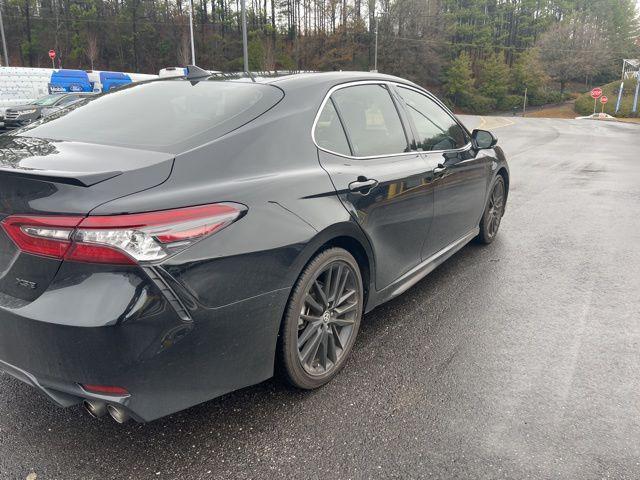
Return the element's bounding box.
[0,69,508,423]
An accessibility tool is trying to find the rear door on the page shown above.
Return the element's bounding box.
[316,82,436,290]
[394,86,489,259]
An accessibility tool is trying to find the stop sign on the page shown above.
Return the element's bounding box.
[48,49,56,60]
[590,87,602,99]
[600,95,608,104]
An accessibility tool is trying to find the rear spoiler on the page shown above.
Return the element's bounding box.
[0,167,122,187]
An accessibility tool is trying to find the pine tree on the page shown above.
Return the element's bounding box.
[478,51,510,106]
[443,52,475,107]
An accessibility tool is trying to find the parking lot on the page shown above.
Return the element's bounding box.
[1,115,639,479]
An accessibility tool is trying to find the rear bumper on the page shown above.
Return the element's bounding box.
[0,264,290,421]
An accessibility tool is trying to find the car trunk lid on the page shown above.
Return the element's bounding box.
[0,135,174,303]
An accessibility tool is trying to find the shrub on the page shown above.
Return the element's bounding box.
[460,93,496,114]
[498,94,523,111]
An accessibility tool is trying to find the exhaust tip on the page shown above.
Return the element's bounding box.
[83,400,107,418]
[107,404,130,424]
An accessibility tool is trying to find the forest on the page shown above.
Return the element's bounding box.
[2,0,639,112]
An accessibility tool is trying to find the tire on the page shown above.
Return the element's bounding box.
[477,175,506,244]
[278,247,364,390]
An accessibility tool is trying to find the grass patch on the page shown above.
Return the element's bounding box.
[574,79,640,118]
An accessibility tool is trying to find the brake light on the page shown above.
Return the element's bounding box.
[1,203,245,265]
[1,216,82,259]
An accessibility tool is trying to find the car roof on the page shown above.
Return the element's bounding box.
[154,70,422,93]
[261,71,420,89]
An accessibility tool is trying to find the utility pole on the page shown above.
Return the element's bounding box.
[241,0,249,72]
[188,0,196,64]
[0,0,9,66]
[523,88,527,117]
[373,15,379,72]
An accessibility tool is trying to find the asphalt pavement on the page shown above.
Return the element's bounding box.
[2,116,640,479]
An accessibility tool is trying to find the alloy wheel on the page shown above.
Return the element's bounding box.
[486,179,505,237]
[297,260,360,376]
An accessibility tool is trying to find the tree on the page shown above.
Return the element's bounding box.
[85,33,99,70]
[477,51,510,108]
[442,52,475,107]
[511,48,548,95]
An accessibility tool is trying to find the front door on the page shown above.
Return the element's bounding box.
[315,83,436,290]
[392,85,489,259]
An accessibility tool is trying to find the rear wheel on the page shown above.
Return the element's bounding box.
[279,247,363,389]
[477,175,506,244]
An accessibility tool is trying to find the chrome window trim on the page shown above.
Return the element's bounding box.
[312,79,473,160]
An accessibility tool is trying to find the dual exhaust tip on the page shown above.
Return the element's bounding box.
[83,399,130,423]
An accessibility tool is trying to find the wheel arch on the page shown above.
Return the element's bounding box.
[289,222,376,312]
[496,166,510,207]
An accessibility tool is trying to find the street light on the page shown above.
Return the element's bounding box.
[373,15,379,73]
[241,0,248,73]
[188,0,196,64]
[372,13,398,73]
[0,0,9,66]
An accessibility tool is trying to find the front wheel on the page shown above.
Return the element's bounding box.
[477,175,506,244]
[278,247,364,390]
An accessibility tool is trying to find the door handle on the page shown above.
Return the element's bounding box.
[433,164,447,175]
[349,177,379,194]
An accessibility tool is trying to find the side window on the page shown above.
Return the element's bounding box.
[314,99,351,156]
[397,87,469,151]
[331,84,408,157]
[57,95,80,106]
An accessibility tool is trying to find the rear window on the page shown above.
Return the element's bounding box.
[19,80,284,153]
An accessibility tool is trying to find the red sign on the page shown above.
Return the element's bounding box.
[600,95,608,104]
[590,87,602,99]
[48,49,56,60]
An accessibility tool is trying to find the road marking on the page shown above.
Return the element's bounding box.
[478,116,516,130]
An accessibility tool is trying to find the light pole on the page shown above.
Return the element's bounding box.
[0,0,9,66]
[241,0,249,73]
[188,0,196,64]
[373,15,379,72]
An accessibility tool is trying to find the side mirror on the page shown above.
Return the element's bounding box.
[472,129,498,149]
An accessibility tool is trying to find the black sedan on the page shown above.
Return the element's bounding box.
[0,70,508,423]
[2,92,93,129]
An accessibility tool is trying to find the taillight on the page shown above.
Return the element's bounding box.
[1,203,245,265]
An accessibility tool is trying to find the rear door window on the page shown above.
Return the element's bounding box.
[331,84,408,157]
[396,86,469,151]
[314,99,351,156]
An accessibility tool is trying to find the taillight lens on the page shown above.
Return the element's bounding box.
[1,203,245,265]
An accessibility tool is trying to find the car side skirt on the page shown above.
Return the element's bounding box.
[369,228,479,308]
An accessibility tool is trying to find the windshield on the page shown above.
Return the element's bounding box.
[31,94,65,106]
[19,80,284,153]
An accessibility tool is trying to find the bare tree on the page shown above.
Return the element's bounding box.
[85,33,99,70]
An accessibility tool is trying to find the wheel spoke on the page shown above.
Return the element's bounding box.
[334,302,357,317]
[300,328,323,365]
[313,280,328,308]
[305,294,323,313]
[318,329,329,370]
[332,317,356,327]
[330,264,344,304]
[331,324,344,350]
[334,267,349,305]
[324,266,333,301]
[298,321,321,349]
[335,289,355,307]
[327,330,338,363]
